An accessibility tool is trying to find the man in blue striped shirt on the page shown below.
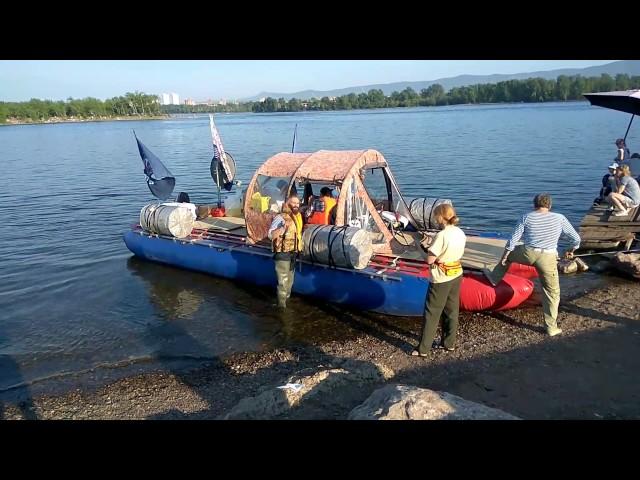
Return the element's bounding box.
[484,193,581,336]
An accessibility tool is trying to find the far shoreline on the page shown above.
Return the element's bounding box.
[0,115,171,127]
[1,100,592,127]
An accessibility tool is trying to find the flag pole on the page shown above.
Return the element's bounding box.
[216,163,222,208]
[291,123,298,153]
[624,114,635,142]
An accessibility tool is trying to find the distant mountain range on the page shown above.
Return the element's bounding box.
[241,60,640,102]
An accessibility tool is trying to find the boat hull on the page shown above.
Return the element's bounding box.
[123,229,534,316]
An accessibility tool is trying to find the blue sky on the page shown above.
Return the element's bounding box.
[0,60,616,102]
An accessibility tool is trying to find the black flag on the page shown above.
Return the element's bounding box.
[133,131,176,200]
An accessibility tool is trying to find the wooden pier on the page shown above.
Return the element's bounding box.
[578,204,639,251]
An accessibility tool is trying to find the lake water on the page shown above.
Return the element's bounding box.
[1,102,636,392]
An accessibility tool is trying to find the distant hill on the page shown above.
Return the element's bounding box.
[241,60,640,101]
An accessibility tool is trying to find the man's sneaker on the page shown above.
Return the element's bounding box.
[547,327,562,337]
[613,208,629,217]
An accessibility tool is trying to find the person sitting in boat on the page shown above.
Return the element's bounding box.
[302,182,314,204]
[607,164,640,217]
[593,163,619,206]
[161,192,197,220]
[307,187,337,225]
[300,182,313,220]
[268,194,303,309]
[412,203,466,357]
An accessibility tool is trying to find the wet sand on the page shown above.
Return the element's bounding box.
[2,273,639,420]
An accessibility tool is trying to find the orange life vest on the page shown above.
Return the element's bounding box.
[308,196,337,225]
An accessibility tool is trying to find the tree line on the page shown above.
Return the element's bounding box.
[0,92,162,123]
[250,74,640,112]
[2,73,639,123]
[161,103,252,114]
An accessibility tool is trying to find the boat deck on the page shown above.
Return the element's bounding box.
[193,215,247,236]
[190,214,504,271]
[388,230,505,270]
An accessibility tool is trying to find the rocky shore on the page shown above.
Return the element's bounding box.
[1,276,639,420]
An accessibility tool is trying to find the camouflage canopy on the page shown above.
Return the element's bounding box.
[244,149,402,252]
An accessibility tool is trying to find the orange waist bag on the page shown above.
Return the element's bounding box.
[436,261,463,277]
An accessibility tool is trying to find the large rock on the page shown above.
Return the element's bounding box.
[558,258,588,275]
[558,259,578,274]
[348,384,519,420]
[221,360,394,420]
[611,252,640,280]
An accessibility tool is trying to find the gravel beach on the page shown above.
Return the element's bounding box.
[2,274,639,420]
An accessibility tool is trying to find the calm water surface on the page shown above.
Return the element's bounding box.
[1,102,635,391]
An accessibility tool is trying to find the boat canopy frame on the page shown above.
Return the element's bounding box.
[243,149,418,254]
